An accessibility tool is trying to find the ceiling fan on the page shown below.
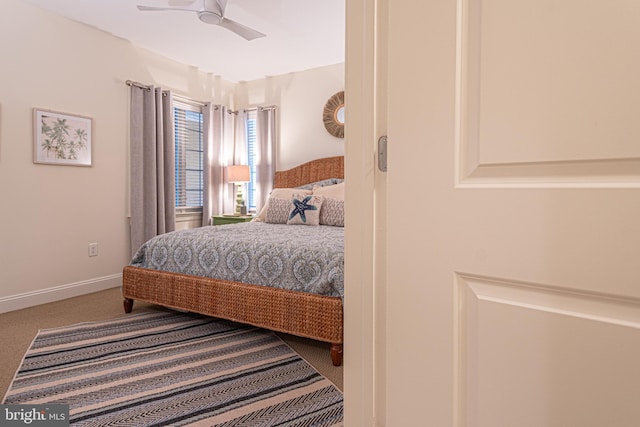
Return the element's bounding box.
[137,0,266,41]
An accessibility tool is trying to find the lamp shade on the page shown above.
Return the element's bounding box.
[224,165,250,183]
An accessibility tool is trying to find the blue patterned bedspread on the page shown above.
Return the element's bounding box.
[130,222,344,300]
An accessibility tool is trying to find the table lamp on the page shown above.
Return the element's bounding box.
[224,165,250,215]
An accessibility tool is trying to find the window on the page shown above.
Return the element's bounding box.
[246,110,258,212]
[174,101,204,211]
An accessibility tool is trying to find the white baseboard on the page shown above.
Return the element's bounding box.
[0,274,122,314]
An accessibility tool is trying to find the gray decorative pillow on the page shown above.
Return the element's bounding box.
[295,178,344,190]
[265,198,291,224]
[287,194,323,226]
[319,198,344,227]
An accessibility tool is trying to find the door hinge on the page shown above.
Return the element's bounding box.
[378,135,387,172]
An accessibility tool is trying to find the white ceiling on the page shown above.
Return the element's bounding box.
[23,0,345,83]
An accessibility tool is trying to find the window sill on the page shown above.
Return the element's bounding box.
[176,208,203,230]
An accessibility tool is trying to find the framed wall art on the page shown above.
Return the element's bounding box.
[33,108,93,166]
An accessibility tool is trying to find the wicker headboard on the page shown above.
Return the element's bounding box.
[273,156,344,188]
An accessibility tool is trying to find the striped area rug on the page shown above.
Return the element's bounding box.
[3,310,343,426]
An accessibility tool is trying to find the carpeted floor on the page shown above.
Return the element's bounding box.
[3,310,343,426]
[0,287,343,401]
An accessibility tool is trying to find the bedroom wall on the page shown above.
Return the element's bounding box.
[0,0,345,313]
[236,64,346,171]
[0,0,235,312]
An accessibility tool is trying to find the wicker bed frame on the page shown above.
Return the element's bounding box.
[122,156,345,366]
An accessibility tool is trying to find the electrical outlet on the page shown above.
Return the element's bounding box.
[88,243,98,257]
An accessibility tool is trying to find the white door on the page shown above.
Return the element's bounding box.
[382,0,640,425]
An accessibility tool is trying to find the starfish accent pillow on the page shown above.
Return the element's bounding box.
[254,188,312,222]
[287,194,324,225]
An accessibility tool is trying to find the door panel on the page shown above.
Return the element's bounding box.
[384,0,640,425]
[465,0,640,166]
[457,274,640,426]
[458,0,640,185]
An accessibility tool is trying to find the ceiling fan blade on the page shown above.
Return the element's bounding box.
[168,0,197,6]
[137,5,196,12]
[218,18,266,41]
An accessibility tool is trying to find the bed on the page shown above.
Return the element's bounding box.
[122,156,344,366]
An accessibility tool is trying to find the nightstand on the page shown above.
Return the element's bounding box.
[212,215,254,226]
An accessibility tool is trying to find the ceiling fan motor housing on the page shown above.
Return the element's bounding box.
[198,10,223,24]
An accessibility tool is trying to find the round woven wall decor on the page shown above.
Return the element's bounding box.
[322,91,345,138]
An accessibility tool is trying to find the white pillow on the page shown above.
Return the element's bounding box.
[312,182,344,201]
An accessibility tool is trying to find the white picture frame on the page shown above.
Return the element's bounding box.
[33,108,92,166]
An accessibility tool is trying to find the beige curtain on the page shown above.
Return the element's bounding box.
[254,107,276,212]
[222,109,236,213]
[202,105,237,222]
[202,104,224,226]
[129,85,175,255]
[234,110,248,165]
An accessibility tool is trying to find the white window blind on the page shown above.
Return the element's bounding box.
[174,101,204,210]
[246,110,257,211]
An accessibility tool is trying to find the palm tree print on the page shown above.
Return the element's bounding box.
[40,116,88,160]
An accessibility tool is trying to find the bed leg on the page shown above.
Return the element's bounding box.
[123,298,134,313]
[330,343,343,366]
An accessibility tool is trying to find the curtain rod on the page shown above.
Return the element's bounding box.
[125,80,151,91]
[125,80,206,107]
[227,106,277,115]
[247,106,277,112]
